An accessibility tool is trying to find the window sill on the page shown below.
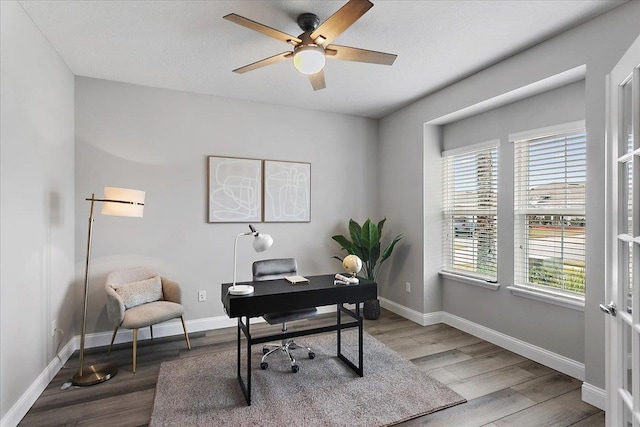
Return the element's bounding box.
[507,284,584,311]
[439,270,500,290]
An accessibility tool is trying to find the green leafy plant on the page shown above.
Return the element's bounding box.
[332,218,403,280]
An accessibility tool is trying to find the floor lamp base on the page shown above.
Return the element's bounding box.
[71,362,118,386]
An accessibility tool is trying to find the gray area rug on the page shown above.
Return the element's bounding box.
[150,330,465,426]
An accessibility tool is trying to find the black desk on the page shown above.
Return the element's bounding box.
[221,274,377,405]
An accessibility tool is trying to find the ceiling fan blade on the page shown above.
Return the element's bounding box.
[233,52,293,74]
[326,44,397,65]
[309,70,326,91]
[310,0,373,46]
[224,13,302,45]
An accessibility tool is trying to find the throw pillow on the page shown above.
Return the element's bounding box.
[113,275,163,309]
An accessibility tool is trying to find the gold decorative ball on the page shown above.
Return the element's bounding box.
[343,255,363,276]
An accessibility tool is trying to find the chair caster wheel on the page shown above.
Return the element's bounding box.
[260,362,268,370]
[291,365,299,373]
[262,347,269,355]
[309,352,315,359]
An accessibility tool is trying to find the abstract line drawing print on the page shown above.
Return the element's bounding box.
[208,157,262,222]
[264,161,310,222]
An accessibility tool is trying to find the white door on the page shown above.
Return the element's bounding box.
[604,34,640,427]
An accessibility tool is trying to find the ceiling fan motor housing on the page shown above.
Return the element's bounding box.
[297,13,320,33]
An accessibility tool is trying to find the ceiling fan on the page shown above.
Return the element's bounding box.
[223,0,397,91]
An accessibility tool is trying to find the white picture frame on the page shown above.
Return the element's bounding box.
[208,156,262,223]
[263,160,311,222]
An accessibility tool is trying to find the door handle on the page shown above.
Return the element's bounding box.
[599,301,617,316]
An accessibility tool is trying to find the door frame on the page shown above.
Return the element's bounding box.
[605,33,640,426]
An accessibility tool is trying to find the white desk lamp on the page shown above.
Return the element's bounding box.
[230,224,273,295]
[73,187,145,386]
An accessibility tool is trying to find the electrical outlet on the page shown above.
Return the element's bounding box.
[198,290,206,302]
[405,282,411,293]
[51,319,57,337]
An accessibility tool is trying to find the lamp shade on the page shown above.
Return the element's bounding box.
[253,233,273,252]
[293,45,326,75]
[101,187,145,217]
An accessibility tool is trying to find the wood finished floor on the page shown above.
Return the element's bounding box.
[19,309,604,426]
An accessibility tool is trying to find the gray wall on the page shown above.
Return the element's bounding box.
[0,1,76,420]
[4,1,640,421]
[378,1,640,389]
[442,81,586,363]
[74,77,379,333]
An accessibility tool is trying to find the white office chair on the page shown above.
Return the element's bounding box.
[253,258,317,373]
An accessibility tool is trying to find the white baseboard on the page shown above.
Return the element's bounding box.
[366,300,589,386]
[441,312,585,381]
[1,339,75,427]
[86,306,341,348]
[379,297,443,326]
[3,302,600,427]
[66,304,344,351]
[82,315,242,348]
[582,382,606,411]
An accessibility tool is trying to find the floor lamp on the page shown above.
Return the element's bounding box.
[72,187,145,386]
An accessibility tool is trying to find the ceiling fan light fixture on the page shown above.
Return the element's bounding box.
[293,45,326,75]
[225,1,397,89]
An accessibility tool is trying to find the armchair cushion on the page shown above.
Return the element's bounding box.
[113,275,163,309]
[120,301,184,329]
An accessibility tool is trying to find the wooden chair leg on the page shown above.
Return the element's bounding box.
[108,327,119,354]
[180,316,191,350]
[132,329,138,374]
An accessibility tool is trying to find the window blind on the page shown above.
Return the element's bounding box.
[442,142,498,280]
[512,126,586,294]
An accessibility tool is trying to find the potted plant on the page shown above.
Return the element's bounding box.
[332,218,402,319]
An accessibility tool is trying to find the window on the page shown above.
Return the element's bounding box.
[512,121,586,296]
[442,140,498,282]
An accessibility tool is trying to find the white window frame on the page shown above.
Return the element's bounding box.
[508,121,586,310]
[440,139,500,289]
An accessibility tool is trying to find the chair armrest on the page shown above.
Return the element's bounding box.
[161,277,182,304]
[105,286,125,326]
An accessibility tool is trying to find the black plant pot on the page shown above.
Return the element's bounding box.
[363,299,381,320]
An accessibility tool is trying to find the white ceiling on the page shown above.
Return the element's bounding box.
[19,0,625,119]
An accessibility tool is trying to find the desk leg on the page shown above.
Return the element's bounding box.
[246,316,251,405]
[237,316,252,406]
[337,304,342,356]
[236,318,240,380]
[336,303,364,377]
[357,303,363,374]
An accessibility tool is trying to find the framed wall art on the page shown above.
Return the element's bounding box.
[263,160,311,222]
[208,156,262,223]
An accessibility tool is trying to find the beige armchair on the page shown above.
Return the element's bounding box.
[105,267,190,373]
